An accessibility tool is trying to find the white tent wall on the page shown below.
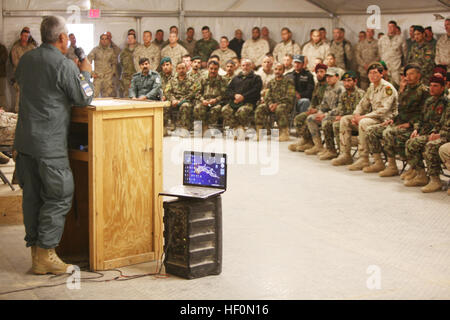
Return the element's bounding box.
[183,17,332,46]
[337,12,450,45]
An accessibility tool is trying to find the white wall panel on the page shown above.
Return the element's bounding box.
[4,0,90,10]
[184,0,326,12]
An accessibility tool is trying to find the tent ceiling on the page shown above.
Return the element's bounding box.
[307,0,450,15]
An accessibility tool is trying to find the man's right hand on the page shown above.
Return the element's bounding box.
[78,58,92,74]
[307,108,317,115]
[410,130,418,139]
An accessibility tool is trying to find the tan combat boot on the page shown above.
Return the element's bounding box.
[363,153,385,173]
[379,157,399,177]
[33,247,73,275]
[0,152,10,164]
[288,139,302,152]
[331,152,353,166]
[305,137,324,155]
[279,127,290,142]
[401,167,415,180]
[404,168,429,187]
[319,149,338,161]
[234,126,246,141]
[297,141,314,152]
[348,156,370,171]
[421,176,443,193]
[31,246,36,269]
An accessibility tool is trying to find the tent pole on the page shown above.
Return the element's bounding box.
[179,0,185,41]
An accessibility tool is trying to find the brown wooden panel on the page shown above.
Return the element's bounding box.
[101,115,154,263]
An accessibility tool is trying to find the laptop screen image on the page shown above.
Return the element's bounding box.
[183,151,227,189]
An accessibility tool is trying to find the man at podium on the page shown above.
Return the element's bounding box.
[13,16,94,275]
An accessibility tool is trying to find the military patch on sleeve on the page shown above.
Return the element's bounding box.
[436,105,443,115]
[81,81,93,97]
[385,86,393,96]
[78,73,86,81]
[155,77,161,84]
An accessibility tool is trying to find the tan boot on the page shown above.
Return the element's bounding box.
[31,246,36,269]
[235,126,245,141]
[363,153,385,173]
[348,156,370,171]
[305,137,324,155]
[379,157,399,177]
[278,127,290,142]
[401,167,415,180]
[297,142,314,152]
[404,168,429,187]
[33,247,73,275]
[288,140,302,152]
[0,152,10,164]
[421,176,443,193]
[317,149,328,157]
[319,150,338,161]
[331,152,353,166]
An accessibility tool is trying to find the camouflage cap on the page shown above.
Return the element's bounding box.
[325,67,340,76]
[341,70,358,80]
[160,56,172,66]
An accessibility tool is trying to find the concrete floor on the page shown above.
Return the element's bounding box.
[1,135,449,300]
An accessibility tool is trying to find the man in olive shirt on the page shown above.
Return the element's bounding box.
[14,16,94,275]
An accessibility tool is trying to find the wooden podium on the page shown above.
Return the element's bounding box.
[57,99,168,271]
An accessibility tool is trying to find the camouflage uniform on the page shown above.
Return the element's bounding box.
[255,77,296,129]
[210,48,237,70]
[160,72,174,93]
[302,41,330,72]
[306,83,345,143]
[119,46,137,97]
[423,104,450,176]
[355,39,379,89]
[339,79,398,157]
[182,39,197,57]
[164,76,199,129]
[160,44,188,70]
[194,38,219,63]
[407,41,435,85]
[329,39,353,70]
[378,35,407,86]
[88,45,117,97]
[0,110,17,145]
[133,43,161,73]
[223,73,235,85]
[293,80,328,143]
[435,34,450,66]
[193,75,228,126]
[241,39,270,68]
[405,94,448,175]
[366,83,429,158]
[187,70,203,84]
[323,87,365,152]
[439,142,450,167]
[273,40,301,63]
[11,42,36,112]
[129,71,162,100]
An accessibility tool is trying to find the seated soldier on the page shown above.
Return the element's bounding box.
[321,71,365,160]
[304,67,345,155]
[254,63,296,142]
[286,55,315,114]
[363,64,429,176]
[404,76,448,191]
[438,143,450,196]
[288,63,328,152]
[159,57,174,95]
[223,59,236,85]
[187,56,203,83]
[0,107,17,164]
[164,62,199,137]
[331,63,398,169]
[193,60,228,136]
[223,59,262,140]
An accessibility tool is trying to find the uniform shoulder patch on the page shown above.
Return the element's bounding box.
[385,86,393,96]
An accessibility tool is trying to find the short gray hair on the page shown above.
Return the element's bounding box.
[41,16,68,44]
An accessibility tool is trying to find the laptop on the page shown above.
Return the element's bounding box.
[159,151,227,199]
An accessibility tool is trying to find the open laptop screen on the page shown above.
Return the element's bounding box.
[183,151,227,189]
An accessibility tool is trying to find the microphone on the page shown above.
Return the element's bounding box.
[74,47,86,62]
